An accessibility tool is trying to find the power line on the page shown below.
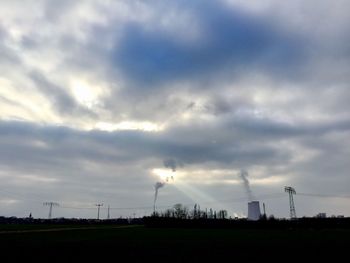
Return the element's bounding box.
[34,193,287,211]
[58,203,174,211]
[59,205,96,210]
[48,192,350,212]
[1,188,349,215]
[297,193,350,199]
[180,193,285,208]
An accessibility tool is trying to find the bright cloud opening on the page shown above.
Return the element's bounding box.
[96,121,163,132]
[71,79,101,109]
[152,168,176,182]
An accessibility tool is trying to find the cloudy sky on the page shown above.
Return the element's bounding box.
[1,0,349,219]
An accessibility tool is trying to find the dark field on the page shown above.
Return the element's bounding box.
[0,224,349,262]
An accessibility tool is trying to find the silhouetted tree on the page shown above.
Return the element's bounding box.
[173,203,189,219]
[218,210,228,219]
[193,204,198,219]
[209,208,213,219]
[260,213,267,221]
[268,215,275,221]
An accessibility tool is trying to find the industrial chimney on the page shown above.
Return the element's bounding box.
[248,201,261,221]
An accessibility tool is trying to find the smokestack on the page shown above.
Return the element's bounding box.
[248,201,261,221]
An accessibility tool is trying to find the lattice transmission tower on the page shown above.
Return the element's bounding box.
[95,203,103,220]
[284,186,297,219]
[43,202,59,219]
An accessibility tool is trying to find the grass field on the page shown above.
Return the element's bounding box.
[0,224,349,262]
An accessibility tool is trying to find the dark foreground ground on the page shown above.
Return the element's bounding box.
[0,224,349,262]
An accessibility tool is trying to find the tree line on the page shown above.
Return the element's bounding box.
[153,203,231,219]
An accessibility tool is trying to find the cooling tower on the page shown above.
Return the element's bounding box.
[248,201,261,221]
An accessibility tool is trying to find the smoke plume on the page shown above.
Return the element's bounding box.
[153,181,165,212]
[239,170,254,201]
[163,159,177,172]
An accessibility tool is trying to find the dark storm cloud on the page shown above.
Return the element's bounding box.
[113,0,304,88]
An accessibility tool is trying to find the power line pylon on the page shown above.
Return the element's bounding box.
[95,203,103,220]
[284,186,297,219]
[43,202,59,219]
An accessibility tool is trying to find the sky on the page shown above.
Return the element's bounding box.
[0,0,349,219]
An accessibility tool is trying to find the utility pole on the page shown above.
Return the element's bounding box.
[107,205,110,220]
[43,202,59,219]
[284,186,297,219]
[95,203,103,220]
